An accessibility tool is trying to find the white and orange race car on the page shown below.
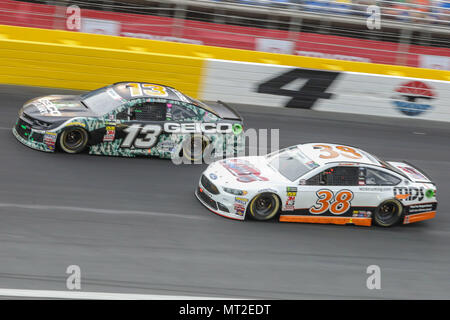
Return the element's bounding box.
[195,143,437,227]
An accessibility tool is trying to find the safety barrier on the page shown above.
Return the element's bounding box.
[0,25,205,97]
[0,24,449,122]
[200,59,450,122]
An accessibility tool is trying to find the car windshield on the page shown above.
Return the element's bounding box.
[81,86,125,115]
[185,95,220,116]
[267,149,318,181]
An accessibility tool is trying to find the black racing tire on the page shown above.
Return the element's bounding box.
[373,199,404,227]
[182,134,209,162]
[248,193,280,221]
[58,127,89,154]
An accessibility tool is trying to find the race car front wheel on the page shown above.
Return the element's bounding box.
[248,193,280,221]
[59,127,89,154]
[373,199,403,227]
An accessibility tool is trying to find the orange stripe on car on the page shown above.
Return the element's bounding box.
[395,194,410,200]
[279,215,372,227]
[403,211,436,224]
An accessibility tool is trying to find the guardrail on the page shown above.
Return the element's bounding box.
[0,24,449,122]
[200,59,450,122]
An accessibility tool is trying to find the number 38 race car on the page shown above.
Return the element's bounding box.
[13,82,244,161]
[196,143,437,227]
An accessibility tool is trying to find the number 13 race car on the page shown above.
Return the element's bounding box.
[196,143,437,227]
[13,82,244,161]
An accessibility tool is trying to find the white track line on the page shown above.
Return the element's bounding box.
[0,288,231,300]
[0,203,207,220]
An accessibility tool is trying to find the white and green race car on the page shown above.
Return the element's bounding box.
[13,81,244,161]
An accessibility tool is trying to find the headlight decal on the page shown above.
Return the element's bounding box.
[223,187,247,196]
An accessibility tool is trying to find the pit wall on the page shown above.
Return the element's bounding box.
[1,25,449,121]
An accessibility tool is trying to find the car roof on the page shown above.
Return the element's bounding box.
[111,82,190,102]
[110,81,218,115]
[296,143,382,167]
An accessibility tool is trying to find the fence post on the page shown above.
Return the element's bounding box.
[396,28,412,66]
[172,3,187,38]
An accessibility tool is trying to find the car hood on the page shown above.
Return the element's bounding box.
[20,95,97,122]
[205,156,289,189]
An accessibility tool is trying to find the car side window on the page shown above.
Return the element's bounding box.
[306,166,359,186]
[363,167,401,186]
[169,104,200,121]
[130,102,167,121]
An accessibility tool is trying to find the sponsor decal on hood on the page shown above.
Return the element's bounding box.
[22,95,96,121]
[220,159,269,183]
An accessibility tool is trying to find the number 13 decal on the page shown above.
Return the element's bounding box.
[122,124,162,149]
[310,189,353,215]
[127,83,168,97]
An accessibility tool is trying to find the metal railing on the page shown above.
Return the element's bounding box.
[39,0,450,27]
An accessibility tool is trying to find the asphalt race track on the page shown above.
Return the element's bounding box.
[0,84,449,299]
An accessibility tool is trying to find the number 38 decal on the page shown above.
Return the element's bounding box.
[313,145,362,160]
[310,189,353,215]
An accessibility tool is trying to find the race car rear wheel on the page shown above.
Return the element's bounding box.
[59,127,89,154]
[182,134,209,162]
[373,199,403,227]
[248,193,280,221]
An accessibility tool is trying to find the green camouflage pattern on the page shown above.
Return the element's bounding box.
[14,97,244,160]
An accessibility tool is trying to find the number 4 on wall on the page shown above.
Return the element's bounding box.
[257,69,341,109]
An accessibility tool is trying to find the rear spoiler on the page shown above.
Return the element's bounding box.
[214,100,243,121]
[387,160,434,183]
[402,160,434,183]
